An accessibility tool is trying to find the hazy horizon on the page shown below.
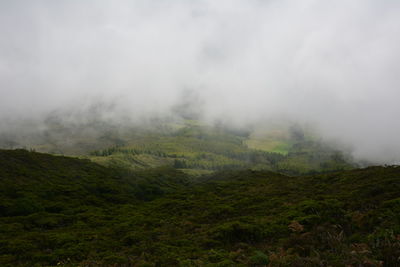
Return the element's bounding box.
[1,0,400,163]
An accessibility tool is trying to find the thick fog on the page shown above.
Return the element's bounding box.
[0,0,399,163]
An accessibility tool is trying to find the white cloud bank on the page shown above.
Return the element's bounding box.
[0,0,399,162]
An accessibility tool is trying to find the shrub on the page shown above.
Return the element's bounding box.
[249,250,269,266]
[211,222,264,244]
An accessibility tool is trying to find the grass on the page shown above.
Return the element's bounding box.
[84,124,354,176]
[8,119,355,176]
[244,139,292,155]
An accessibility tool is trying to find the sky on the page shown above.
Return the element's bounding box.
[0,0,399,162]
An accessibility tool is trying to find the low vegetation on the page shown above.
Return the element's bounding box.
[1,149,399,266]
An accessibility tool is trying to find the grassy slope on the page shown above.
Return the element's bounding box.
[2,118,355,175]
[1,149,399,266]
[86,124,354,176]
[2,118,356,175]
[87,126,275,171]
[244,127,293,155]
[245,138,292,155]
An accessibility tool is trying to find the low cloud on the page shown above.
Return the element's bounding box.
[0,0,399,162]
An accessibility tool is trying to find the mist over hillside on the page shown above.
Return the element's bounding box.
[1,0,400,163]
[2,2,400,265]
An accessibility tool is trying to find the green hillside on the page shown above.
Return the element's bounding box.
[0,119,356,175]
[85,123,354,176]
[1,149,399,266]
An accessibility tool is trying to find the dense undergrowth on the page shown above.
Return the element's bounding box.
[0,149,399,266]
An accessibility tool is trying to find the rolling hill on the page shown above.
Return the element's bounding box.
[84,122,355,176]
[0,119,357,176]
